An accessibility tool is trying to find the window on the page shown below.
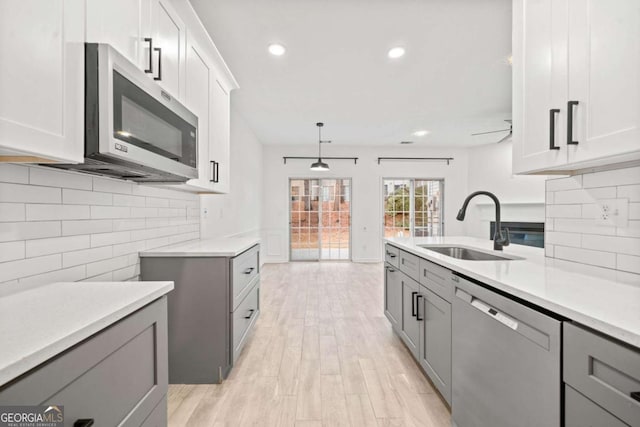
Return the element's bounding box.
[383,178,444,237]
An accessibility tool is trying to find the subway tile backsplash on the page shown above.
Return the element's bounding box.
[545,165,640,275]
[0,165,199,287]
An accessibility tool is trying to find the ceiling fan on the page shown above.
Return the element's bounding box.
[471,119,512,143]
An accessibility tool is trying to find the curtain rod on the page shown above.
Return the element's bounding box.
[377,157,454,165]
[283,156,359,164]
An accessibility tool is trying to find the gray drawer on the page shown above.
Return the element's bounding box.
[419,258,453,301]
[0,298,168,427]
[564,322,640,427]
[231,244,260,310]
[565,385,629,427]
[232,279,260,362]
[141,396,167,427]
[399,250,420,281]
[385,244,400,268]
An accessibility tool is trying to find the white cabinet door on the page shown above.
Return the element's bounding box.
[150,0,186,99]
[184,37,213,190]
[86,0,151,70]
[210,78,231,193]
[0,0,84,163]
[512,0,569,174]
[567,0,640,164]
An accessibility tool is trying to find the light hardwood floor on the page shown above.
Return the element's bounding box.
[167,262,451,426]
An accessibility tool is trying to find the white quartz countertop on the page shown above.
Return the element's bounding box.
[0,281,173,386]
[385,236,640,348]
[139,236,260,257]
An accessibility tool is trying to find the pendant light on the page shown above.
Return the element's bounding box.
[310,122,331,171]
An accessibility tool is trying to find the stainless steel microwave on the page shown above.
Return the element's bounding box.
[49,43,198,182]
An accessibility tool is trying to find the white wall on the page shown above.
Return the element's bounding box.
[200,110,263,238]
[261,145,470,263]
[0,165,199,287]
[464,141,547,239]
[545,165,640,275]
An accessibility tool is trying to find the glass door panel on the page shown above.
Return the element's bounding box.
[290,178,351,261]
[383,178,444,238]
[414,179,444,237]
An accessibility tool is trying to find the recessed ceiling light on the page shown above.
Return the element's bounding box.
[268,43,286,56]
[412,130,429,137]
[388,47,405,59]
[400,141,414,145]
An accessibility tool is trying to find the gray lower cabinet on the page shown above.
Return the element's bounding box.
[384,244,452,405]
[563,322,640,427]
[0,297,168,427]
[565,385,629,427]
[419,286,451,404]
[140,244,260,384]
[384,262,402,332]
[400,274,420,358]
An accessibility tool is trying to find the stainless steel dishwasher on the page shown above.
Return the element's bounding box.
[451,274,562,427]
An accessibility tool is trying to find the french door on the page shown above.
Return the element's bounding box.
[289,178,351,261]
[383,178,444,237]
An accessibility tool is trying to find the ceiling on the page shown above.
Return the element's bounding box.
[190,0,513,147]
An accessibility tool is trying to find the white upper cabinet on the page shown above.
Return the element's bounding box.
[513,0,640,174]
[150,0,186,100]
[183,36,214,190]
[209,79,231,193]
[512,0,568,173]
[86,0,151,70]
[567,0,640,164]
[0,0,85,163]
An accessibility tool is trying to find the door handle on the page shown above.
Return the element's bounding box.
[243,267,255,274]
[416,294,423,321]
[153,47,162,81]
[567,100,579,145]
[549,108,560,150]
[144,38,153,74]
[244,309,255,319]
[411,291,418,317]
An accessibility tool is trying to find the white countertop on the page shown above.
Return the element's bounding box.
[139,236,260,257]
[385,236,640,348]
[0,281,173,386]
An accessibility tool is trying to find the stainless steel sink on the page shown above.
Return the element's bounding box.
[418,245,521,261]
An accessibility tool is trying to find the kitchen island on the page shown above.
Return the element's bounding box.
[0,280,173,425]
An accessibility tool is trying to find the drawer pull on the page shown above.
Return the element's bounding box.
[74,420,94,427]
[243,267,255,274]
[386,266,396,273]
[386,252,396,258]
[416,294,423,321]
[632,391,640,402]
[411,291,418,317]
[245,309,255,319]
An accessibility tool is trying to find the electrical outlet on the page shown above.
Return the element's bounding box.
[595,198,629,227]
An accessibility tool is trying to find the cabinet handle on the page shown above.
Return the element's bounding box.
[567,100,579,145]
[209,160,216,182]
[385,266,396,273]
[244,309,255,319]
[153,47,162,81]
[144,38,153,74]
[411,291,418,317]
[214,161,220,183]
[74,420,94,427]
[243,267,255,274]
[549,108,560,150]
[416,294,423,321]
[386,252,396,258]
[631,391,640,402]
